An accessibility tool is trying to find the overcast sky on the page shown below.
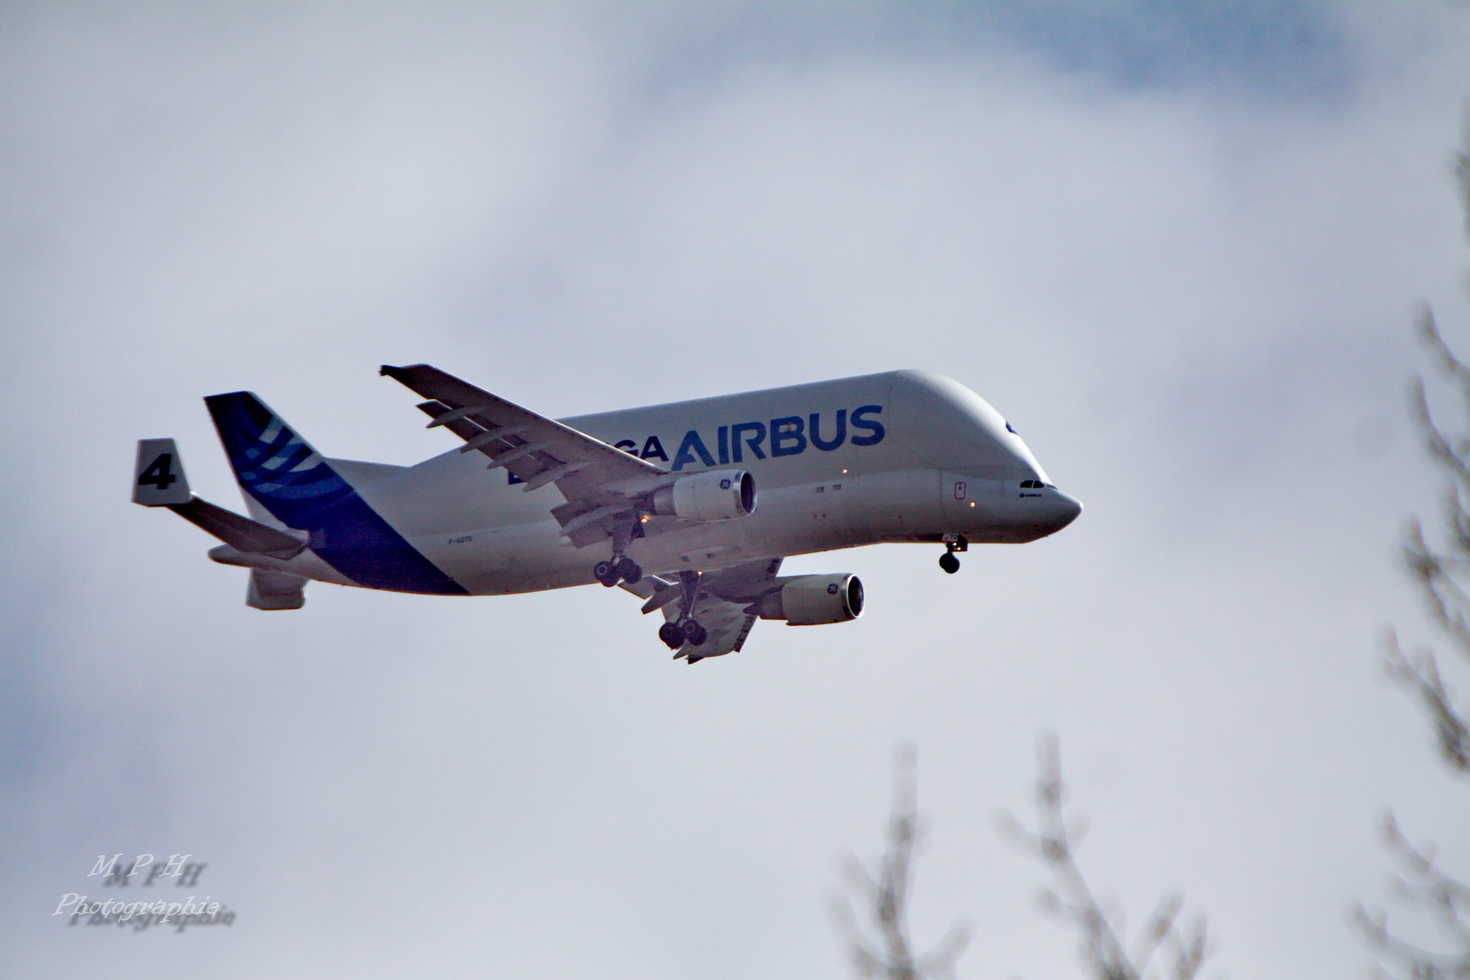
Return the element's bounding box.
[3,2,1470,977]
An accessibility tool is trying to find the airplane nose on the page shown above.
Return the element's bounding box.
[1052,490,1083,531]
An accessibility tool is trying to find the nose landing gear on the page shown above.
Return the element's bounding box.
[939,532,968,574]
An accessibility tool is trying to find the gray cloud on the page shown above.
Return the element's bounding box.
[3,2,1468,977]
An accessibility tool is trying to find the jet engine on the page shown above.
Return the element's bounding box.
[650,469,756,521]
[754,573,864,625]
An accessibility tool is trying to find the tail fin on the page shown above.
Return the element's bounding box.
[203,391,467,595]
[204,392,357,527]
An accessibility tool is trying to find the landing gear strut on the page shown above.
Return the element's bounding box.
[939,532,968,574]
[592,515,645,587]
[659,570,708,653]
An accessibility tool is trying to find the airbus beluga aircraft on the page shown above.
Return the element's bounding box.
[133,366,1081,663]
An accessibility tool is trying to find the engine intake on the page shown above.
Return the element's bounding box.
[755,573,864,626]
[651,469,756,521]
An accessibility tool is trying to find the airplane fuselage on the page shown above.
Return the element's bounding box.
[211,370,1081,595]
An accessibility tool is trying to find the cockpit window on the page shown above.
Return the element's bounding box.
[1006,421,1018,434]
[1020,480,1056,489]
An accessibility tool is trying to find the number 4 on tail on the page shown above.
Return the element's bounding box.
[132,438,193,506]
[138,453,177,490]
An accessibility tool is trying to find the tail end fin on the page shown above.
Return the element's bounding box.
[204,391,355,525]
[203,390,469,596]
[133,439,192,506]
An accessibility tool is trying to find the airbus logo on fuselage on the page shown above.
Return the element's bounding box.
[612,405,886,472]
[507,405,886,485]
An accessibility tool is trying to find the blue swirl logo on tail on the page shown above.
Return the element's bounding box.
[205,392,466,595]
[208,393,354,519]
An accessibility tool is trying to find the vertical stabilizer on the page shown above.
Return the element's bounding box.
[204,392,357,527]
[203,392,467,595]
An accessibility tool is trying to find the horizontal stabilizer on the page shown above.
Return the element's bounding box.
[247,568,306,610]
[167,497,308,559]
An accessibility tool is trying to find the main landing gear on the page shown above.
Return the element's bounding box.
[593,516,645,587]
[658,617,708,649]
[939,532,968,574]
[658,570,708,655]
[594,556,642,587]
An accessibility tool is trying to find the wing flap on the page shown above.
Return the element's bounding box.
[621,558,784,662]
[384,365,665,504]
[387,365,670,547]
[676,597,752,660]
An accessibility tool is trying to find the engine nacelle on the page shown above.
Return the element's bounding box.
[755,573,864,626]
[650,469,756,521]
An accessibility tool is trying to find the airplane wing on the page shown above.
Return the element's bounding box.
[380,364,668,547]
[621,557,783,663]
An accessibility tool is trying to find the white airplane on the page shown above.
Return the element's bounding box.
[133,366,1081,663]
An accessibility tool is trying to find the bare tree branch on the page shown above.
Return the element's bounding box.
[1000,736,1214,980]
[1352,812,1470,979]
[1402,198,1470,745]
[833,745,972,980]
[1356,117,1470,980]
[1384,628,1470,774]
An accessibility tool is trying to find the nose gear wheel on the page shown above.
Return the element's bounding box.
[939,532,968,574]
